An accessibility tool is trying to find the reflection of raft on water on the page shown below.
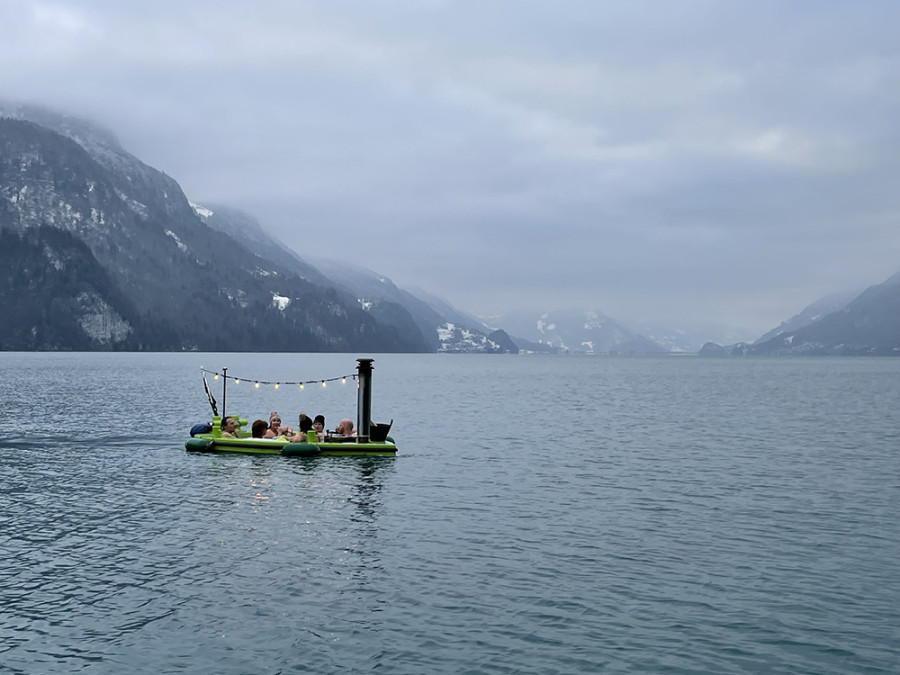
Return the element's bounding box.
[185,358,396,457]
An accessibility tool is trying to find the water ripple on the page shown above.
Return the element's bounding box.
[1,353,899,673]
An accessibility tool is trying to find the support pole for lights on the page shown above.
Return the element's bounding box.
[356,358,373,442]
[221,367,228,421]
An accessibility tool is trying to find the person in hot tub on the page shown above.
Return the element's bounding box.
[288,413,314,442]
[264,412,291,438]
[221,416,239,438]
[335,418,357,437]
[251,419,268,438]
[312,414,326,442]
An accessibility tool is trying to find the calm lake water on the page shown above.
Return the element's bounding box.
[1,352,899,674]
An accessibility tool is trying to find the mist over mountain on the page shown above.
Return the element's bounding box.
[0,101,762,355]
[701,272,900,356]
[194,203,332,287]
[0,110,427,352]
[488,310,666,354]
[620,321,749,354]
[309,262,518,353]
[753,290,861,345]
[2,101,895,355]
[310,262,444,352]
[406,288,495,335]
[187,199,517,352]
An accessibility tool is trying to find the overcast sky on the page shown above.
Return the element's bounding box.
[2,1,899,339]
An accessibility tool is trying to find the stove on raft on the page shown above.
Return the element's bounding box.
[185,358,396,457]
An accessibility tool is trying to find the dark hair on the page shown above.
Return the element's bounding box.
[297,414,313,433]
[251,419,268,438]
[314,414,325,426]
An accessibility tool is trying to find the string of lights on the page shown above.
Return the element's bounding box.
[200,367,357,390]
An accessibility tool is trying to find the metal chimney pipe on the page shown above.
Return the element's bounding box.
[356,358,373,441]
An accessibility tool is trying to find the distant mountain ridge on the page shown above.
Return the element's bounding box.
[195,202,332,286]
[753,290,860,345]
[489,309,666,354]
[306,261,519,354]
[199,207,518,353]
[701,272,900,356]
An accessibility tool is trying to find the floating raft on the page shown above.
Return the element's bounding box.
[185,435,397,457]
[185,358,397,458]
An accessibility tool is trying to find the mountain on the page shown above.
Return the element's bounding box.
[754,290,860,344]
[192,204,451,349]
[619,320,750,354]
[701,272,900,356]
[0,225,167,350]
[312,263,518,353]
[407,288,495,334]
[196,203,519,352]
[193,203,332,286]
[489,309,666,354]
[0,106,429,352]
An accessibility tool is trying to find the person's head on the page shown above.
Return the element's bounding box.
[251,419,267,438]
[337,418,354,435]
[222,416,236,433]
[297,413,313,433]
[313,414,325,432]
[269,412,281,428]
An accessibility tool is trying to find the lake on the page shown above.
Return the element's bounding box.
[1,352,899,673]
